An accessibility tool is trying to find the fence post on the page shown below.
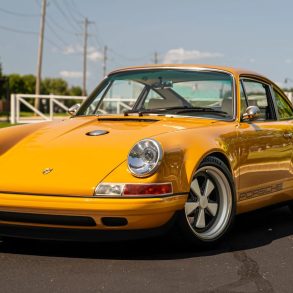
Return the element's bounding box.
[10,94,16,124]
[49,93,53,120]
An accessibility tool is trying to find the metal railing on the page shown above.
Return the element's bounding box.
[9,94,136,124]
[10,94,87,124]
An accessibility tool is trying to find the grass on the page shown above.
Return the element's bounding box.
[0,122,13,128]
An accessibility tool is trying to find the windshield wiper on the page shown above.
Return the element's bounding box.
[124,106,229,117]
[173,107,229,116]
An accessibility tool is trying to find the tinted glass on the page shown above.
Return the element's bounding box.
[274,89,293,120]
[242,80,273,120]
[79,70,234,120]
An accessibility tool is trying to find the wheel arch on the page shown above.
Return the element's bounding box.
[189,150,232,183]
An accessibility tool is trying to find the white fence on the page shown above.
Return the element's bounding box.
[9,94,136,124]
[10,92,293,124]
[10,94,87,124]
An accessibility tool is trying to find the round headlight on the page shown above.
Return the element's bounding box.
[128,139,163,177]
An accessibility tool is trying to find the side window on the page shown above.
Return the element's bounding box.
[273,89,293,120]
[242,80,273,120]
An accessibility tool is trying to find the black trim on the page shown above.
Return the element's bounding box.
[101,217,128,227]
[0,211,96,227]
[0,212,180,242]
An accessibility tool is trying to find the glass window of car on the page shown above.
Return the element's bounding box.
[242,80,274,120]
[79,70,234,120]
[96,80,144,114]
[273,89,293,120]
[143,89,166,109]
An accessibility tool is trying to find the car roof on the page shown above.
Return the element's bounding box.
[109,64,265,79]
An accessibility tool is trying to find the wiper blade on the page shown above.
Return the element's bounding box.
[124,106,192,116]
[124,106,228,116]
[174,107,229,116]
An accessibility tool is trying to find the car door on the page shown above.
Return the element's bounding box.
[237,78,293,202]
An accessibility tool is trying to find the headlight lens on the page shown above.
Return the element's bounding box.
[127,139,163,177]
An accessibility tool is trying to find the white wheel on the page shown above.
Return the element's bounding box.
[178,156,235,244]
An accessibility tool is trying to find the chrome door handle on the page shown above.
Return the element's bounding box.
[283,132,293,139]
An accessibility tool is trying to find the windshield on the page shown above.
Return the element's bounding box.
[78,69,234,120]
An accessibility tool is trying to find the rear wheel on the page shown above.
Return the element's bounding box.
[178,156,236,245]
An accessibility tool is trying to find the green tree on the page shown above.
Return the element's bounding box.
[9,74,26,94]
[41,78,68,95]
[23,75,36,94]
[68,85,82,96]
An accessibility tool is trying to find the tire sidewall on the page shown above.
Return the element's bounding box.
[176,156,236,245]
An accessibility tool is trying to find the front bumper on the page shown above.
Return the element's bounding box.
[0,192,187,240]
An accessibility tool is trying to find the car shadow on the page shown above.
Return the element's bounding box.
[0,206,292,260]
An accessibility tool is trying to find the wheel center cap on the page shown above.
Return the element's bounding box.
[200,197,208,209]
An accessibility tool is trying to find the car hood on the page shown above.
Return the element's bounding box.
[0,115,216,196]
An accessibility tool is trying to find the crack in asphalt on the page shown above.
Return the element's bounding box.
[202,251,274,293]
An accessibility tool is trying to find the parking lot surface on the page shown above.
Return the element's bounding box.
[0,206,292,293]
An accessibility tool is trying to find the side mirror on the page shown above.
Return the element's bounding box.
[242,106,260,121]
[68,104,81,116]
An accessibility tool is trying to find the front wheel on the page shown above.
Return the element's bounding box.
[288,202,293,214]
[178,156,236,245]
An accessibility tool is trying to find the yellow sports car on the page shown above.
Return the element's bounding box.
[0,64,293,244]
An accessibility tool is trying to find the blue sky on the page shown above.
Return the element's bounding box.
[1,0,293,93]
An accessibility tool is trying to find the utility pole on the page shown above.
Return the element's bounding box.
[35,0,47,108]
[154,51,159,64]
[81,17,95,96]
[103,45,108,77]
[82,17,89,96]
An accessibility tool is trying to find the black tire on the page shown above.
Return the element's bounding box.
[175,156,236,246]
[288,202,293,214]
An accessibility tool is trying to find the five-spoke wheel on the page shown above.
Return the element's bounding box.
[179,156,235,244]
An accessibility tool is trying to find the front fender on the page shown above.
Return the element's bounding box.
[102,123,239,194]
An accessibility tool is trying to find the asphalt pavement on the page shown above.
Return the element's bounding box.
[0,206,292,293]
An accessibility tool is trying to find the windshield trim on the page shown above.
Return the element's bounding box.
[77,68,237,121]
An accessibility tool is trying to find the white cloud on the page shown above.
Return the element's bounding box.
[59,70,88,78]
[62,45,102,62]
[88,50,103,62]
[163,48,223,64]
[63,45,82,55]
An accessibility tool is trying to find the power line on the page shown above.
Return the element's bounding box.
[92,23,103,48]
[63,0,80,24]
[46,21,71,47]
[68,0,85,18]
[0,23,64,51]
[46,14,77,35]
[0,24,37,35]
[52,0,81,32]
[0,7,40,17]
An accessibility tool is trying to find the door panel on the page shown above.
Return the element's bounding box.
[238,121,292,202]
[237,79,293,207]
